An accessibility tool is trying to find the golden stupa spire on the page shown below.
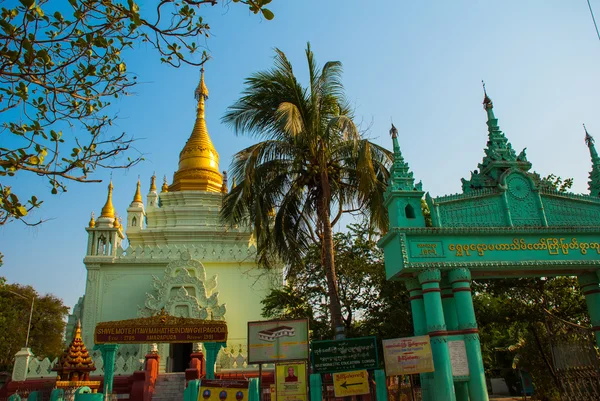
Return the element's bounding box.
[149,173,157,192]
[133,178,143,203]
[161,176,169,193]
[88,212,95,228]
[169,66,223,192]
[100,180,115,219]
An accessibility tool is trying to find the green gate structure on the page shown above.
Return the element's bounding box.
[379,90,600,401]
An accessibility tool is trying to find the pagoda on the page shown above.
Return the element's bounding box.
[53,321,100,391]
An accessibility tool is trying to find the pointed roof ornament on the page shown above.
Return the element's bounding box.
[161,176,169,193]
[385,123,420,195]
[584,124,600,196]
[221,171,228,194]
[170,65,223,192]
[88,212,95,228]
[149,173,157,193]
[100,180,115,219]
[132,177,143,204]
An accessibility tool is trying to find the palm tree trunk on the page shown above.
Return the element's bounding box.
[317,170,345,338]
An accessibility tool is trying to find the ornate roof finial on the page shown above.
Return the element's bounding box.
[221,171,228,193]
[161,176,169,193]
[132,177,143,204]
[584,124,600,197]
[149,173,157,192]
[389,123,398,139]
[113,213,121,228]
[100,180,115,219]
[195,66,209,102]
[88,212,95,228]
[170,65,223,192]
[482,80,493,111]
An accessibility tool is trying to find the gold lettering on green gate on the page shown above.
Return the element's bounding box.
[447,238,600,257]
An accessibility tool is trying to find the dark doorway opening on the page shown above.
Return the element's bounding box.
[169,343,193,372]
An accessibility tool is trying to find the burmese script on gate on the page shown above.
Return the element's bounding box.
[95,323,228,344]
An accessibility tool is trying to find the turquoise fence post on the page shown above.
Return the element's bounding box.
[309,373,322,401]
[94,344,119,394]
[27,392,39,401]
[8,394,20,401]
[203,342,225,379]
[50,389,64,401]
[184,379,201,401]
[441,278,469,401]
[405,278,432,401]
[418,268,456,401]
[249,378,259,401]
[374,369,388,401]
[580,272,600,348]
[449,268,488,401]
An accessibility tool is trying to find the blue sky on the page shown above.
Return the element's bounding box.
[2,0,600,309]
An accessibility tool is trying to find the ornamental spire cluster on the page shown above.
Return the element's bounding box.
[52,320,96,382]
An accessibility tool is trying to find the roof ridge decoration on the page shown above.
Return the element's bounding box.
[385,123,422,199]
[100,180,115,219]
[585,124,600,197]
[461,84,531,194]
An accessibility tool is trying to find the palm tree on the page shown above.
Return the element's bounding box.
[221,43,392,336]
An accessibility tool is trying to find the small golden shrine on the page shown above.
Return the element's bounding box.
[53,320,100,391]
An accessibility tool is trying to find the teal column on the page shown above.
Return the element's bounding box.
[248,378,260,401]
[94,344,119,394]
[579,272,600,348]
[442,278,469,401]
[309,373,322,401]
[448,268,488,401]
[203,342,225,379]
[405,278,432,401]
[418,269,456,401]
[374,369,388,401]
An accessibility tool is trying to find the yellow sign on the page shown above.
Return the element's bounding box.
[382,335,434,376]
[276,362,307,401]
[332,370,370,397]
[198,380,249,401]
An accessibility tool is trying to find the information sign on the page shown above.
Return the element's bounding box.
[275,361,307,401]
[332,370,370,397]
[311,337,378,373]
[382,335,434,376]
[198,379,249,401]
[247,319,309,364]
[448,340,470,377]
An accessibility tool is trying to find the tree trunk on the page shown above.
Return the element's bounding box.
[316,167,345,338]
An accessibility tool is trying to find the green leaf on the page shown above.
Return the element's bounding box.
[19,0,35,10]
[261,8,274,20]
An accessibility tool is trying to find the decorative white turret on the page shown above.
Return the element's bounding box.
[147,174,158,209]
[85,180,125,257]
[127,178,145,233]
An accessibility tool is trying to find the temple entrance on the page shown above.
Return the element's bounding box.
[169,343,193,372]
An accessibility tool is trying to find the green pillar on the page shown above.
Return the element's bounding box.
[249,378,260,401]
[203,342,225,379]
[448,268,488,401]
[418,269,456,401]
[374,369,388,401]
[405,278,433,401]
[579,272,600,348]
[309,373,322,401]
[94,344,119,394]
[442,278,469,401]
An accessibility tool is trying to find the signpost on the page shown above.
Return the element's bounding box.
[247,319,309,364]
[311,336,378,374]
[275,361,307,401]
[94,315,227,344]
[332,370,370,397]
[382,335,434,376]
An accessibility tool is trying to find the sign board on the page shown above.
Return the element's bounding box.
[382,336,434,376]
[247,319,309,364]
[448,340,469,377]
[311,337,378,373]
[95,313,227,344]
[332,370,370,397]
[198,380,249,401]
[275,361,307,401]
